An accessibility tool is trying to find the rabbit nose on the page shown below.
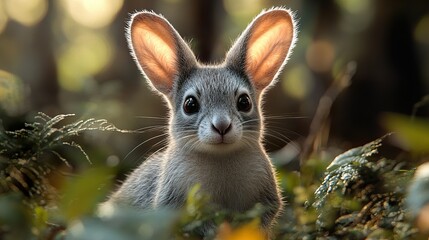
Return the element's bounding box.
[211,117,232,136]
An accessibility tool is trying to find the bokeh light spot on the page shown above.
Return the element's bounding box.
[306,40,335,73]
[282,65,313,100]
[336,0,374,33]
[138,223,154,237]
[335,0,371,14]
[223,0,265,21]
[57,33,113,91]
[0,3,8,34]
[4,0,47,26]
[63,0,123,28]
[415,15,429,44]
[0,70,26,115]
[106,155,120,167]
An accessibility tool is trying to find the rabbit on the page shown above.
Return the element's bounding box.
[106,6,297,237]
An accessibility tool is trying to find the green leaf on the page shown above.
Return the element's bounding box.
[383,113,429,153]
[33,206,48,230]
[60,167,113,221]
[0,112,129,205]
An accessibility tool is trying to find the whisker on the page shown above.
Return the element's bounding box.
[184,137,200,154]
[241,136,257,149]
[134,125,168,133]
[144,144,169,163]
[135,116,168,120]
[176,129,198,133]
[263,125,303,138]
[264,115,307,120]
[124,123,197,163]
[124,132,170,161]
[175,134,197,143]
[132,136,173,164]
[145,138,170,154]
[264,133,292,146]
[241,119,260,125]
[244,129,291,146]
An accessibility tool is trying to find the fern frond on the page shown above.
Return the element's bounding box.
[0,112,127,205]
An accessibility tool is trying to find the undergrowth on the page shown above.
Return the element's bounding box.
[0,112,428,239]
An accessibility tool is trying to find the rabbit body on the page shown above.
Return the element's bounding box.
[107,6,297,233]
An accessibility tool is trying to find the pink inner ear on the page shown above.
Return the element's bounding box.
[131,17,178,92]
[246,12,294,90]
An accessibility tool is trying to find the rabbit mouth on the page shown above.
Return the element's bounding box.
[196,141,245,154]
[199,131,240,145]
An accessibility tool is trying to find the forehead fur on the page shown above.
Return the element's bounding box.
[173,67,252,106]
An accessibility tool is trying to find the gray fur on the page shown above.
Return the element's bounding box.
[106,7,297,236]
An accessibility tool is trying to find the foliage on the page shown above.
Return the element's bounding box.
[0,113,267,239]
[0,113,128,239]
[0,113,428,239]
[274,136,422,239]
[312,137,416,239]
[0,112,126,207]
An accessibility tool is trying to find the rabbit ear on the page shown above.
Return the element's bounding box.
[128,11,197,95]
[226,8,297,91]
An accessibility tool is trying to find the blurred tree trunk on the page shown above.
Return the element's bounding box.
[190,0,225,62]
[28,0,59,113]
[0,0,59,114]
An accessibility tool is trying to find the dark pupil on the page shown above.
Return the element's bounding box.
[237,94,251,112]
[183,96,199,114]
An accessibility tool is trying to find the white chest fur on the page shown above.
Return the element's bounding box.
[157,147,273,211]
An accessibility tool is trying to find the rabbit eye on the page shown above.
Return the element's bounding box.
[237,94,251,112]
[183,96,199,114]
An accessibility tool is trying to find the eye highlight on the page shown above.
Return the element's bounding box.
[183,96,199,114]
[237,94,252,112]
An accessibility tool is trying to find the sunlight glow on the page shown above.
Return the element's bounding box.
[223,0,266,22]
[68,221,85,236]
[335,0,371,14]
[97,202,115,218]
[0,70,26,115]
[282,65,313,100]
[106,155,120,167]
[415,15,429,44]
[57,33,113,91]
[4,0,47,26]
[306,40,335,73]
[336,0,374,33]
[63,0,123,28]
[0,3,8,34]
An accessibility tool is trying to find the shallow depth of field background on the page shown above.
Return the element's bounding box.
[0,0,428,173]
